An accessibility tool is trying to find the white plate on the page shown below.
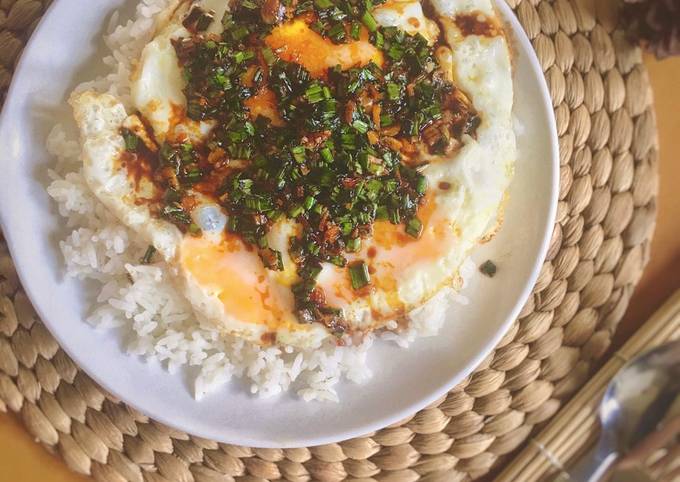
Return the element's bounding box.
[0,0,558,447]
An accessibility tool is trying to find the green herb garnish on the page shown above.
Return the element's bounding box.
[141,245,156,264]
[122,130,139,152]
[405,217,423,238]
[349,261,371,290]
[161,203,192,226]
[361,11,378,33]
[480,260,497,278]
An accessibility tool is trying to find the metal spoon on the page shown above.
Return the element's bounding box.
[555,339,680,482]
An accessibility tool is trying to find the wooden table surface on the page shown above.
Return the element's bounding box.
[1,54,679,482]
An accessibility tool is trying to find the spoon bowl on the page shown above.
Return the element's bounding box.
[601,340,680,455]
[559,339,680,482]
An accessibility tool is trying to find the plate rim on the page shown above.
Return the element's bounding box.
[0,0,559,447]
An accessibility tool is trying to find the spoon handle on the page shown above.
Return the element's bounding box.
[552,444,618,482]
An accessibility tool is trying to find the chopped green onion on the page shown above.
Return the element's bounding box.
[301,263,323,280]
[365,179,382,196]
[141,246,156,264]
[415,174,428,195]
[375,206,389,220]
[188,223,202,236]
[245,196,272,211]
[307,242,321,256]
[305,83,325,103]
[227,216,238,232]
[329,255,347,267]
[320,147,334,163]
[162,203,191,225]
[257,236,269,249]
[346,237,361,252]
[291,145,306,163]
[236,178,254,193]
[480,260,497,277]
[388,207,400,225]
[244,122,255,135]
[386,82,401,101]
[405,217,423,238]
[183,168,203,183]
[303,196,316,210]
[349,261,371,290]
[357,210,372,224]
[352,119,369,133]
[288,204,304,218]
[401,193,414,211]
[341,132,356,149]
[318,168,335,186]
[234,50,255,64]
[384,179,398,192]
[373,30,384,48]
[327,23,346,42]
[387,43,404,60]
[122,130,139,152]
[261,47,276,65]
[211,71,230,89]
[231,25,249,40]
[164,188,181,203]
[380,113,394,127]
[361,10,378,32]
[350,22,361,40]
[340,222,353,236]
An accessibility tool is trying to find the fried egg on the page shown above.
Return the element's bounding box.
[71,0,516,348]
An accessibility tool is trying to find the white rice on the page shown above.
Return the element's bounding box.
[46,0,472,401]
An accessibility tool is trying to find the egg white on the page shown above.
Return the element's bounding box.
[372,0,440,44]
[71,91,328,348]
[71,91,182,260]
[71,0,516,345]
[131,0,227,143]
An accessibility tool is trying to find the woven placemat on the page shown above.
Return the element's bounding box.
[0,0,660,480]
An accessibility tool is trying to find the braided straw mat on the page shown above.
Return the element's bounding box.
[0,0,660,480]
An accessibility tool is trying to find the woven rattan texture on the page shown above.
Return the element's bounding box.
[0,0,660,480]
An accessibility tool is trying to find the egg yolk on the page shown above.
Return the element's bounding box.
[180,195,456,329]
[318,195,457,318]
[180,235,300,330]
[264,20,384,78]
[243,88,286,126]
